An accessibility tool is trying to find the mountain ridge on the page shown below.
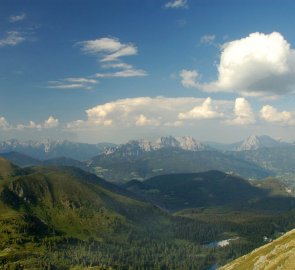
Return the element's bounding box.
[103,136,211,157]
[0,139,115,161]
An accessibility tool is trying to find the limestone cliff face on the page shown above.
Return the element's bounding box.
[220,229,295,270]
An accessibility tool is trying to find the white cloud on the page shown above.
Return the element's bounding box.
[0,117,10,130]
[66,96,232,130]
[9,13,26,23]
[14,116,59,131]
[95,69,147,78]
[17,121,42,131]
[179,69,200,88]
[65,77,98,84]
[227,98,255,125]
[50,37,146,87]
[66,120,85,130]
[135,114,161,126]
[181,32,295,97]
[165,0,188,9]
[178,97,224,120]
[44,116,59,128]
[47,77,99,90]
[0,31,26,47]
[260,105,295,125]
[200,34,216,44]
[77,37,137,62]
[48,84,86,89]
[29,121,42,130]
[101,62,133,70]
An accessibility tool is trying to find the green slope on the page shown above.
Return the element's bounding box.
[0,159,221,269]
[0,157,23,180]
[220,229,295,270]
[1,158,295,269]
[124,171,295,212]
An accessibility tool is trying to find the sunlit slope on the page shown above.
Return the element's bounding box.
[0,163,166,241]
[0,157,22,179]
[220,229,295,270]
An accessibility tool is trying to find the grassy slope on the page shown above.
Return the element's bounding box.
[0,160,179,269]
[220,229,295,270]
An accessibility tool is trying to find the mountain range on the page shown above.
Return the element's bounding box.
[0,139,114,161]
[1,135,295,183]
[0,135,291,162]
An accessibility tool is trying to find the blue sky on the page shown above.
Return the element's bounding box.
[1,0,295,143]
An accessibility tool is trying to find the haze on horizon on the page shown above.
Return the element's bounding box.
[1,0,295,144]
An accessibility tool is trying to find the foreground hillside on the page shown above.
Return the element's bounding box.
[0,158,229,269]
[2,157,295,269]
[220,229,295,270]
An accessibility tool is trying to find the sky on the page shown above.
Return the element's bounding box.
[1,0,295,143]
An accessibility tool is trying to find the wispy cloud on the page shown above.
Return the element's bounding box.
[200,34,216,45]
[65,77,98,84]
[47,77,99,90]
[101,62,133,69]
[0,31,26,47]
[95,69,147,78]
[9,13,27,23]
[77,37,137,62]
[164,0,188,9]
[49,36,146,90]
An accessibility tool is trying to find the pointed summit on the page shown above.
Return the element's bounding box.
[237,135,288,151]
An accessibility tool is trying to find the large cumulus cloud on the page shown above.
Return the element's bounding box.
[181,32,295,97]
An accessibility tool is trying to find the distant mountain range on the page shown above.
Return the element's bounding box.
[235,135,290,151]
[103,136,210,157]
[207,135,292,151]
[0,139,115,160]
[0,135,291,161]
[1,135,294,183]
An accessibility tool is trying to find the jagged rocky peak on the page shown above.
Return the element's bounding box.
[155,136,180,148]
[102,135,210,156]
[176,136,208,151]
[103,139,153,157]
[237,135,287,151]
[137,139,154,151]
